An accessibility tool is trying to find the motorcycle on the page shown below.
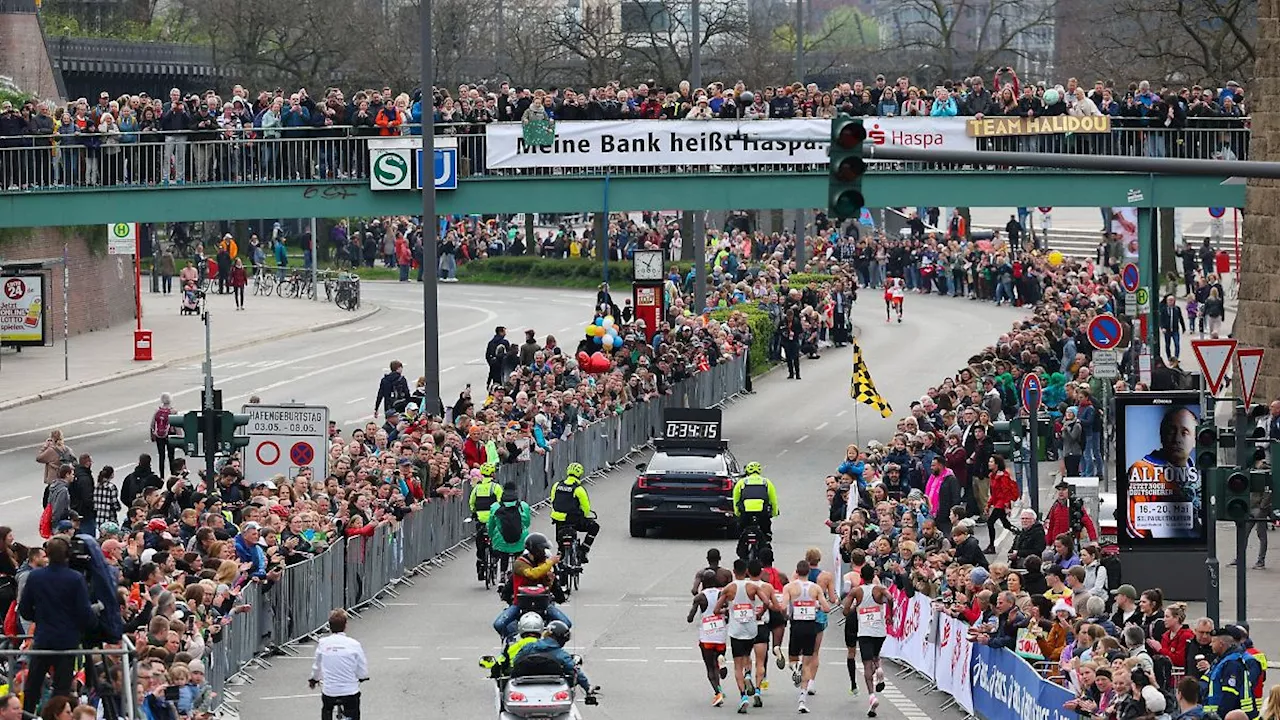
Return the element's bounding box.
[736,523,768,562]
[481,653,601,719]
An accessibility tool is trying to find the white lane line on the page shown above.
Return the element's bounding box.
[777,449,789,457]
[0,496,32,507]
[0,301,498,441]
[383,602,419,606]
[654,647,690,651]
[598,646,641,651]
[345,397,367,404]
[638,604,669,608]
[0,429,121,456]
[604,658,648,663]
[664,659,700,663]
[795,435,810,444]
[442,366,457,373]
[387,657,412,661]
[582,604,618,608]
[383,646,422,650]
[259,693,320,701]
[559,326,574,333]
[437,657,462,661]
[815,422,829,431]
[837,410,849,417]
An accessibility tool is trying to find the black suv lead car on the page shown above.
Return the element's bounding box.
[629,408,738,538]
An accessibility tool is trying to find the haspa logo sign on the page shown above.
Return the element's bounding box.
[866,121,948,150]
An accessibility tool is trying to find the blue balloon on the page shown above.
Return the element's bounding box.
[594,335,603,344]
[594,317,604,326]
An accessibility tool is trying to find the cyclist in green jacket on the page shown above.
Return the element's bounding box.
[488,481,532,570]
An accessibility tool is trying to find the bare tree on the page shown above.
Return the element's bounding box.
[495,0,575,86]
[542,1,628,85]
[880,0,1057,82]
[615,0,747,88]
[1062,0,1256,86]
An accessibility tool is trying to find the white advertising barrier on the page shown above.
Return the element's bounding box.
[881,587,936,682]
[935,611,976,714]
[484,118,975,169]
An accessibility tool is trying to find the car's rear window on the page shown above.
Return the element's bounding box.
[647,452,727,474]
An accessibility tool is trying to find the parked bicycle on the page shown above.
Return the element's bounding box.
[252,267,276,296]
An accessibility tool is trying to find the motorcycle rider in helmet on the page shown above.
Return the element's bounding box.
[492,532,573,639]
[482,612,546,680]
[731,461,778,560]
[549,462,598,564]
[512,620,595,700]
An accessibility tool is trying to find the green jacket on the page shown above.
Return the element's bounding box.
[487,500,532,554]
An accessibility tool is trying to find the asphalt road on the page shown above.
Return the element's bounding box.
[232,293,1026,720]
[0,282,597,540]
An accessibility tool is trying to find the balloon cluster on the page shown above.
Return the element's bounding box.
[584,316,622,349]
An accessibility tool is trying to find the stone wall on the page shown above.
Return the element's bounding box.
[0,12,62,101]
[1237,0,1280,402]
[1,228,136,337]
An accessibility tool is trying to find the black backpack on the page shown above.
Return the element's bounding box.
[495,503,524,545]
[1100,550,1122,590]
[1151,652,1174,689]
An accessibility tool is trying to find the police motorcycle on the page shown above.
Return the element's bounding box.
[480,618,601,719]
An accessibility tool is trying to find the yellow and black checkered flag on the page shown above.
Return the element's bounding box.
[850,342,893,418]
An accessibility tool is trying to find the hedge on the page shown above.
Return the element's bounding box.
[457,256,695,287]
[786,272,840,286]
[710,302,777,377]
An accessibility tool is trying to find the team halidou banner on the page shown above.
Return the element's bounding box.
[484,118,976,169]
[881,586,936,681]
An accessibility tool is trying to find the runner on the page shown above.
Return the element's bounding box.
[692,547,735,596]
[758,548,789,671]
[746,560,780,704]
[840,548,870,696]
[713,558,772,714]
[852,563,892,717]
[884,277,905,323]
[687,569,730,707]
[783,560,832,714]
[801,547,838,696]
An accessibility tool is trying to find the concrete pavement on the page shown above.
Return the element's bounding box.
[0,284,377,410]
[0,283,599,541]
[231,293,1027,720]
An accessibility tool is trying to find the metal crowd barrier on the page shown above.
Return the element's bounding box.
[0,119,1252,192]
[201,355,744,713]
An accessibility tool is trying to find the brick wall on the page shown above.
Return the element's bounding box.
[0,12,62,101]
[2,228,135,337]
[1237,0,1280,402]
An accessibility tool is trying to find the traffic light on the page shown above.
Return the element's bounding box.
[1223,468,1251,521]
[990,420,1021,459]
[167,411,201,456]
[1195,422,1218,471]
[828,115,866,220]
[218,411,251,454]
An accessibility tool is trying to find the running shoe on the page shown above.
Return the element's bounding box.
[798,698,810,714]
[849,686,860,697]
[792,665,802,687]
[868,693,879,717]
[744,673,756,696]
[753,692,763,708]
[874,668,885,693]
[774,645,786,670]
[738,695,750,713]
[806,679,816,696]
[713,692,725,707]
[760,679,770,691]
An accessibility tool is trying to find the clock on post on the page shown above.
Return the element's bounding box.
[631,249,666,342]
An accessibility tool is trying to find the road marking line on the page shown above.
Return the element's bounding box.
[664,659,700,663]
[442,366,457,373]
[259,693,320,701]
[837,410,848,417]
[598,646,641,650]
[795,435,809,444]
[387,657,412,661]
[384,646,422,650]
[604,658,648,663]
[815,422,829,430]
[777,449,788,457]
[0,302,497,442]
[637,604,669,608]
[345,397,367,404]
[382,602,419,606]
[582,603,617,608]
[654,647,690,651]
[0,496,31,506]
[437,657,461,661]
[1,429,120,456]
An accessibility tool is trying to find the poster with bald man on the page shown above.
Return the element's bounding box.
[1116,392,1206,546]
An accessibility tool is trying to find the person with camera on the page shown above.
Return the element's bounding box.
[1045,479,1098,545]
[19,536,98,715]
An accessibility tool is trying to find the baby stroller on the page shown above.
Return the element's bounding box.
[180,281,204,315]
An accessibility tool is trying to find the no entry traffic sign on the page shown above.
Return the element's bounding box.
[290,441,315,466]
[1021,373,1043,413]
[1087,313,1123,350]
[1121,263,1140,293]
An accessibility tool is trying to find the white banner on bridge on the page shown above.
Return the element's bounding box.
[485,118,975,169]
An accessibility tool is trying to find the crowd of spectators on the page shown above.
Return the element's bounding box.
[0,71,1251,190]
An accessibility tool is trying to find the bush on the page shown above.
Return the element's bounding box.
[710,302,777,377]
[786,272,838,286]
[457,257,694,288]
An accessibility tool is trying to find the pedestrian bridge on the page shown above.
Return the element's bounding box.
[0,120,1249,228]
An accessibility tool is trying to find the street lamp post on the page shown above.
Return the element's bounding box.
[421,0,442,417]
[691,0,706,312]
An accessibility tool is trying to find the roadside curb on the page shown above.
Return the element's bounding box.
[0,304,381,411]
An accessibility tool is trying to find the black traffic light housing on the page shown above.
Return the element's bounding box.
[1195,422,1218,471]
[219,411,251,454]
[167,411,201,456]
[1224,469,1251,521]
[990,420,1021,459]
[828,115,866,220]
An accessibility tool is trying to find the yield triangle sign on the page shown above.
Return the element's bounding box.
[1236,347,1265,409]
[1191,338,1237,396]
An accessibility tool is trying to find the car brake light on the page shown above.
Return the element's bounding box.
[553,691,570,701]
[721,477,734,491]
[509,691,526,702]
[637,476,649,489]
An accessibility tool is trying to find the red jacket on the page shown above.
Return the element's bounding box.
[1045,498,1098,543]
[988,470,1020,511]
[463,438,485,467]
[1160,626,1195,669]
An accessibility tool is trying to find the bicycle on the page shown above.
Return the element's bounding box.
[469,518,507,590]
[334,273,361,311]
[554,513,596,597]
[252,267,275,296]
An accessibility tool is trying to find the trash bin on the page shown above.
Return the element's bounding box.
[134,329,153,361]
